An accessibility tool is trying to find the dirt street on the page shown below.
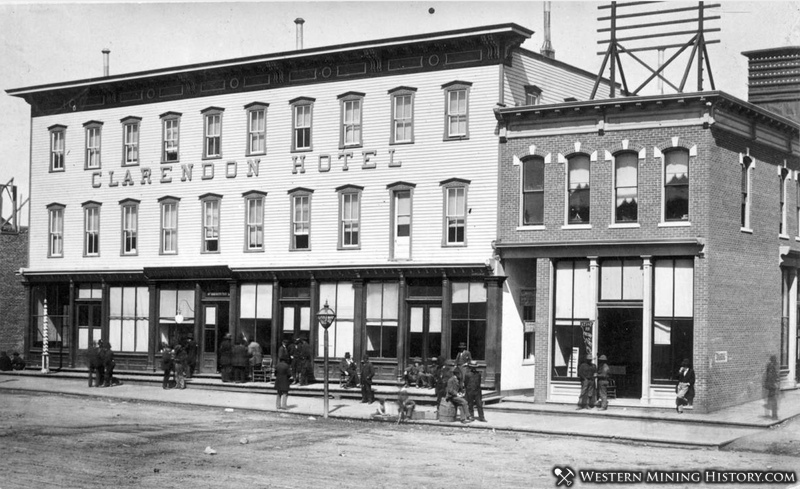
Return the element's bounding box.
[0,391,797,488]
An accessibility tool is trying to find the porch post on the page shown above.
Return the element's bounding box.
[352,278,364,362]
[588,257,599,355]
[396,271,407,381]
[641,256,653,404]
[148,283,157,371]
[68,280,77,368]
[787,268,798,388]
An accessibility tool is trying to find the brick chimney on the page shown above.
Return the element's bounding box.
[742,46,800,124]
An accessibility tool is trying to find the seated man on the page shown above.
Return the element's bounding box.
[446,368,471,424]
[0,351,12,371]
[339,352,358,388]
[417,359,434,388]
[396,384,416,424]
[11,352,26,371]
[403,360,420,387]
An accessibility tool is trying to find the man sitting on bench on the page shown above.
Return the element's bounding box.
[397,383,416,424]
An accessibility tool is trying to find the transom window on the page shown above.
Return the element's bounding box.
[245,102,268,155]
[49,125,66,172]
[121,116,141,166]
[442,81,471,140]
[83,201,101,256]
[290,97,314,152]
[389,87,416,144]
[200,193,221,253]
[338,92,364,148]
[567,154,591,224]
[522,156,545,226]
[664,148,689,221]
[161,112,181,162]
[202,107,224,159]
[84,121,102,170]
[614,152,638,223]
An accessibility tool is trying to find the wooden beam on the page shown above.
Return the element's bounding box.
[598,15,720,33]
[598,3,720,21]
[598,27,720,44]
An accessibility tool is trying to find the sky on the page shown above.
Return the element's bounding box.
[1,0,798,225]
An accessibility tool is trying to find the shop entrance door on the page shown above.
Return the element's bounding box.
[408,304,442,362]
[202,302,229,374]
[281,304,311,344]
[597,307,643,399]
[76,303,102,366]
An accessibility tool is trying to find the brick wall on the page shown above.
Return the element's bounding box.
[0,228,28,355]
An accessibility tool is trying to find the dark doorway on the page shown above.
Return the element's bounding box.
[598,307,642,399]
[202,302,229,374]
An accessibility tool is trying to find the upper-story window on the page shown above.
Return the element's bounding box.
[289,188,313,250]
[243,190,266,252]
[121,116,141,166]
[82,201,101,257]
[120,198,139,256]
[780,167,790,236]
[441,178,469,246]
[290,97,314,152]
[388,182,415,260]
[200,193,222,253]
[160,112,181,163]
[84,121,102,170]
[389,86,416,145]
[522,156,545,226]
[201,107,224,159]
[664,149,689,222]
[442,81,471,140]
[524,85,542,105]
[49,125,66,172]
[159,196,180,255]
[741,155,753,230]
[337,185,362,250]
[567,154,591,224]
[338,92,364,149]
[614,152,638,223]
[245,102,268,156]
[47,203,65,257]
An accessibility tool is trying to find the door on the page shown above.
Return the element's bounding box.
[597,308,643,399]
[282,304,311,343]
[202,303,229,373]
[76,303,102,366]
[408,304,442,362]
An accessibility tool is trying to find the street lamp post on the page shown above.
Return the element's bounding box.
[316,300,336,419]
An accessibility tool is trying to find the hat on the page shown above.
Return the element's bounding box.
[458,342,467,348]
[445,359,455,367]
[681,358,691,367]
[598,355,607,361]
[430,357,438,362]
[468,360,478,367]
[585,354,593,360]
[344,352,351,358]
[362,355,369,362]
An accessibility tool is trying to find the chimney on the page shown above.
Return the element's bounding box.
[295,18,305,50]
[540,2,555,59]
[742,46,800,124]
[102,48,110,77]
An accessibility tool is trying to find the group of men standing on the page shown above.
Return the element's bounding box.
[161,336,199,389]
[0,351,25,371]
[218,334,266,383]
[277,337,314,386]
[86,340,116,388]
[576,354,611,410]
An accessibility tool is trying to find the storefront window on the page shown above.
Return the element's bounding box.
[552,260,592,379]
[159,288,194,347]
[652,258,694,382]
[451,281,487,360]
[109,286,149,352]
[366,282,398,358]
[781,269,791,370]
[318,282,355,358]
[32,284,70,349]
[240,283,273,355]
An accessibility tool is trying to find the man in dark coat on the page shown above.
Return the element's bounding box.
[95,340,105,385]
[185,336,198,378]
[86,341,100,387]
[464,360,486,422]
[278,338,291,364]
[161,342,174,389]
[218,333,233,383]
[11,352,26,371]
[231,340,251,383]
[360,355,375,404]
[298,338,313,385]
[289,338,300,384]
[0,351,12,371]
[576,354,596,409]
[275,358,291,410]
[100,342,115,387]
[446,367,471,423]
[434,357,450,406]
[455,342,472,384]
[595,354,611,410]
[174,343,188,389]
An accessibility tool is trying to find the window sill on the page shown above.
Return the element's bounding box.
[85,167,102,171]
[516,225,546,231]
[244,248,265,253]
[201,251,221,254]
[561,224,592,230]
[443,243,467,248]
[291,148,313,154]
[443,136,469,142]
[121,253,138,257]
[658,221,691,228]
[337,246,362,251]
[161,160,180,165]
[522,359,536,366]
[246,152,267,158]
[608,223,640,229]
[779,234,790,240]
[340,144,363,151]
[202,156,223,161]
[290,248,312,252]
[49,168,66,173]
[740,227,753,234]
[122,162,140,167]
[390,140,414,146]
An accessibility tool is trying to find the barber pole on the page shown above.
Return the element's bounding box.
[41,298,50,373]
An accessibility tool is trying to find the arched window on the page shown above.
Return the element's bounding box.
[664,149,689,221]
[567,154,590,224]
[614,152,638,223]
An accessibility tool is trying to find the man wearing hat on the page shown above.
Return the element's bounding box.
[185,335,198,379]
[464,360,487,422]
[595,354,610,410]
[455,342,472,386]
[0,351,12,371]
[10,352,26,371]
[339,352,358,388]
[360,355,375,404]
[218,333,233,383]
[576,353,596,410]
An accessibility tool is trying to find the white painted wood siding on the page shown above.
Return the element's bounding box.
[27,65,503,273]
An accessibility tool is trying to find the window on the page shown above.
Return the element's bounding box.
[552,260,592,379]
[243,191,266,251]
[442,81,471,140]
[158,288,193,347]
[47,203,65,257]
[290,97,314,152]
[739,156,753,229]
[289,188,312,250]
[240,283,273,355]
[83,121,102,169]
[780,168,789,236]
[318,282,355,357]
[782,269,792,370]
[83,201,101,257]
[338,92,364,148]
[567,154,591,224]
[32,284,70,348]
[109,286,149,353]
[451,281,487,361]
[121,116,141,166]
[664,149,689,221]
[524,85,542,105]
[200,193,221,253]
[245,102,268,155]
[614,152,638,223]
[441,178,469,246]
[388,182,415,260]
[49,125,66,172]
[201,107,224,158]
[600,258,643,301]
[160,112,181,162]
[366,282,399,358]
[522,156,545,226]
[652,258,694,382]
[337,185,362,249]
[523,331,535,361]
[120,199,139,256]
[389,87,416,144]
[159,196,179,254]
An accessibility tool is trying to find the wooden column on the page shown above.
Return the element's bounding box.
[353,278,364,361]
[309,275,318,356]
[641,256,653,404]
[100,280,109,345]
[271,276,280,366]
[68,280,77,368]
[228,281,238,341]
[442,274,452,360]
[485,275,506,389]
[395,272,407,381]
[148,283,158,371]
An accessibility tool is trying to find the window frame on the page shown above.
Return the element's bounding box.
[740,155,754,232]
[288,187,313,251]
[158,196,180,255]
[521,156,545,227]
[524,85,542,106]
[612,151,639,224]
[243,190,267,252]
[120,116,141,167]
[48,125,66,172]
[47,203,65,258]
[82,200,101,257]
[289,97,315,152]
[83,120,103,170]
[201,107,224,160]
[440,178,470,247]
[780,167,790,238]
[388,86,416,145]
[244,102,268,156]
[387,182,415,261]
[338,92,365,149]
[120,198,139,256]
[662,147,690,223]
[336,185,363,250]
[199,193,222,253]
[566,153,591,226]
[442,81,472,141]
[160,111,181,163]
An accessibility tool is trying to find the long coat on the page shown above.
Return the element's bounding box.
[218,339,233,366]
[275,360,291,392]
[231,344,250,368]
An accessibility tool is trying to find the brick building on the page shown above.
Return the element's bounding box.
[0,226,28,355]
[493,47,800,412]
